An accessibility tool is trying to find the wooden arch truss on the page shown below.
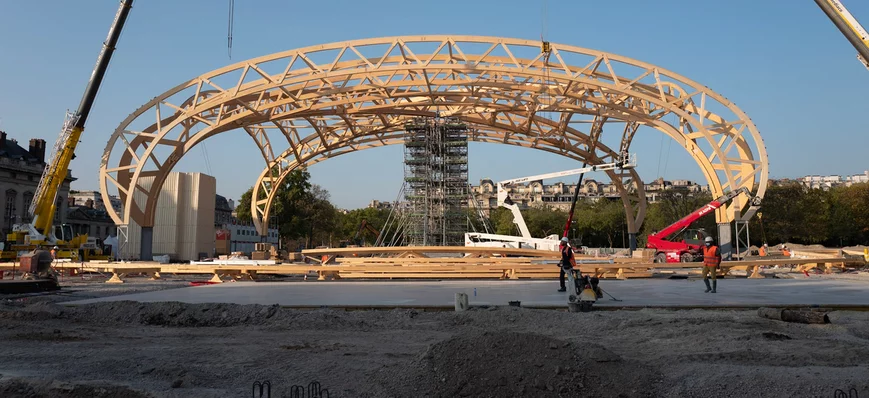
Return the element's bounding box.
[99,35,768,247]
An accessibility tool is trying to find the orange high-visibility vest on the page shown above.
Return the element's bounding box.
[703,246,720,267]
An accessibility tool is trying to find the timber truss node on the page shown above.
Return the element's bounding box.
[99,35,769,236]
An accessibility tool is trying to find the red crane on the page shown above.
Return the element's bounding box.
[646,187,750,263]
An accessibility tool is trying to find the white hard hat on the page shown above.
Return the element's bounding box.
[704,237,713,243]
[560,237,569,243]
[53,246,59,249]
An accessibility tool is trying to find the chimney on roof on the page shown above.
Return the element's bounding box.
[0,131,6,150]
[85,198,94,209]
[29,138,46,163]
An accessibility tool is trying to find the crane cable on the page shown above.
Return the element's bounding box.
[540,0,553,115]
[227,0,235,59]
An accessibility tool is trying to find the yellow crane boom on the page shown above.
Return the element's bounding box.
[9,0,133,247]
[814,0,869,69]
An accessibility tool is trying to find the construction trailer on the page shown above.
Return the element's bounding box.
[403,117,469,246]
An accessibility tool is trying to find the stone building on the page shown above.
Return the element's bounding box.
[469,177,708,215]
[0,131,74,235]
[69,190,122,214]
[215,194,233,227]
[65,202,116,242]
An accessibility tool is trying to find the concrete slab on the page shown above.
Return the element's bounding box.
[62,277,869,308]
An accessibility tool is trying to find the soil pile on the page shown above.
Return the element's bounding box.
[393,330,660,398]
[0,378,152,398]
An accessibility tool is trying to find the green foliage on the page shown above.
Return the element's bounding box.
[569,200,629,248]
[826,183,869,245]
[751,182,868,247]
[489,200,629,248]
[235,189,253,222]
[235,175,869,250]
[234,169,336,248]
[337,207,393,245]
[639,190,716,245]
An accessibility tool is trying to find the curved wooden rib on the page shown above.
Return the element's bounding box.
[99,35,767,237]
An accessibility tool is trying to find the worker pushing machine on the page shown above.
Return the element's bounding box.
[557,237,575,292]
[702,237,721,293]
[557,237,602,298]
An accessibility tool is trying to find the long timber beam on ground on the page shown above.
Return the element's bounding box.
[301,246,563,258]
[0,256,861,284]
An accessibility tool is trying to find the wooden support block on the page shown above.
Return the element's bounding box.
[150,272,161,280]
[616,268,626,280]
[208,273,223,283]
[758,307,830,324]
[317,271,326,281]
[106,272,124,284]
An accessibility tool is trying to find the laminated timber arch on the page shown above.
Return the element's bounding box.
[99,35,768,240]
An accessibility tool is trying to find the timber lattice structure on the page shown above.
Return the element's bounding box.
[99,35,768,236]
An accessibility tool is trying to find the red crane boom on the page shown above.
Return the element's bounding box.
[646,187,750,263]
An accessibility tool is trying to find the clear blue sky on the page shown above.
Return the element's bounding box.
[1,0,867,209]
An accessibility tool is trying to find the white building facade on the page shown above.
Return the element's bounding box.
[223,220,279,254]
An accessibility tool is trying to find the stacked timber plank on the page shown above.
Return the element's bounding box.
[331,257,651,279]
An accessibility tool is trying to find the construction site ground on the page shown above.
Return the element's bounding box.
[1,274,868,397]
[65,274,869,309]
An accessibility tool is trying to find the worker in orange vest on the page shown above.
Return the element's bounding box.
[702,236,721,293]
[557,237,577,293]
[758,243,768,257]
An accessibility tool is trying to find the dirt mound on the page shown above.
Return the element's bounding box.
[1,301,426,330]
[393,331,660,397]
[62,301,282,327]
[0,378,151,398]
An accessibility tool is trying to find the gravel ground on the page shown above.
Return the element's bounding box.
[0,279,867,397]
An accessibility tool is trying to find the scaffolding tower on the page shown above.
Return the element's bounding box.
[403,117,469,246]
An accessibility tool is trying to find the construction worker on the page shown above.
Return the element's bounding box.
[557,237,576,292]
[50,246,58,261]
[781,244,791,257]
[759,243,768,257]
[702,236,721,293]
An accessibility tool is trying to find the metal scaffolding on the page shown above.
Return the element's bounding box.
[403,117,469,246]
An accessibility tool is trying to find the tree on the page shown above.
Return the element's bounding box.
[525,207,568,238]
[586,200,625,248]
[826,183,869,246]
[302,185,338,247]
[233,169,322,247]
[337,207,392,245]
[489,207,519,236]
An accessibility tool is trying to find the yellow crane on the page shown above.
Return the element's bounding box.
[814,0,869,70]
[5,0,134,260]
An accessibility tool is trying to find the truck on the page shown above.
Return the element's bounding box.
[646,187,751,263]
